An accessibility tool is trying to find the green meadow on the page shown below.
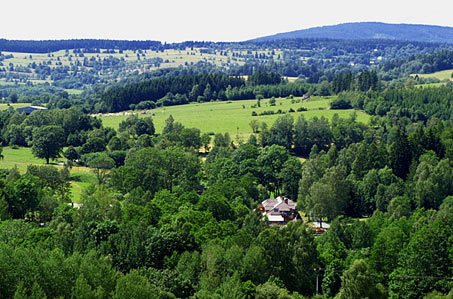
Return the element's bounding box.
[98,96,371,137]
[0,96,370,201]
[0,147,95,203]
[0,103,31,110]
[415,69,453,81]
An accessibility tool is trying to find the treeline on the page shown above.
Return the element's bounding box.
[335,85,453,121]
[99,73,245,112]
[0,39,162,53]
[332,70,380,93]
[382,49,453,77]
[97,71,302,112]
[0,108,104,155]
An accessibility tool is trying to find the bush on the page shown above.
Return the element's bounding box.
[331,98,352,109]
[259,110,275,116]
[297,107,308,112]
[135,100,156,110]
[251,111,258,116]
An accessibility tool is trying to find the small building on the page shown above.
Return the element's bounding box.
[302,94,311,101]
[16,105,48,115]
[258,196,298,225]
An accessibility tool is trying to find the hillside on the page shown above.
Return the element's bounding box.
[0,39,161,53]
[252,22,453,44]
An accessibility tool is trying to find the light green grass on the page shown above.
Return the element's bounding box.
[0,147,94,203]
[0,103,31,111]
[97,96,370,137]
[70,172,97,201]
[414,69,453,81]
[65,89,83,95]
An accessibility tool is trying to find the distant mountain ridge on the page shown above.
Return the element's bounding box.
[251,22,453,44]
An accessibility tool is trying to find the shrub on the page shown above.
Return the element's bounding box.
[331,98,352,109]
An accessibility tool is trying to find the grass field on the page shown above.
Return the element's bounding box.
[97,96,370,137]
[65,89,84,95]
[0,147,95,203]
[415,69,453,81]
[0,103,31,110]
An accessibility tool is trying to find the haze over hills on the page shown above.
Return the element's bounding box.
[251,22,453,44]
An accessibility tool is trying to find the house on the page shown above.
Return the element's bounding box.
[16,105,48,115]
[258,196,298,225]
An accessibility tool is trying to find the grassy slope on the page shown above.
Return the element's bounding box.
[415,69,453,81]
[98,96,370,137]
[0,147,95,203]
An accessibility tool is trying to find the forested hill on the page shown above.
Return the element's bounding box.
[0,39,162,53]
[252,22,453,44]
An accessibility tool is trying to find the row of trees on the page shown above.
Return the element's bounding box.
[336,84,453,121]
[0,39,162,53]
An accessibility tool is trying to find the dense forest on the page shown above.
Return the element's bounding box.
[252,22,453,44]
[0,33,452,298]
[0,39,162,53]
[0,80,451,298]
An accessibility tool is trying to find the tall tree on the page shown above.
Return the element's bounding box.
[338,259,386,299]
[32,125,65,164]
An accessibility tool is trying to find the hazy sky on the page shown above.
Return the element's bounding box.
[1,0,452,42]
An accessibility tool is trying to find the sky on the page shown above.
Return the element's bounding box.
[1,0,452,42]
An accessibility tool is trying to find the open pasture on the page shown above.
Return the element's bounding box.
[98,96,370,137]
[0,146,95,203]
[415,69,453,81]
[0,103,31,110]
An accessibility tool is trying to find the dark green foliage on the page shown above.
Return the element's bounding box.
[110,147,201,195]
[5,175,41,218]
[119,115,155,137]
[261,115,294,149]
[31,125,65,164]
[101,74,245,112]
[294,116,332,156]
[256,221,319,295]
[80,137,106,155]
[330,98,352,109]
[248,70,282,86]
[337,259,386,299]
[389,218,452,298]
[82,152,116,184]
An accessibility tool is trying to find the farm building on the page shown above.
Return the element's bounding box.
[16,105,48,115]
[258,196,298,225]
